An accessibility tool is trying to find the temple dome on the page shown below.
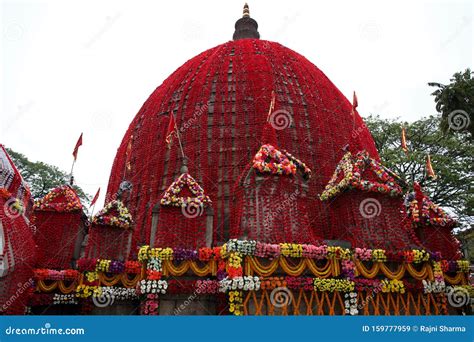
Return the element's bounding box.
[106,37,380,253]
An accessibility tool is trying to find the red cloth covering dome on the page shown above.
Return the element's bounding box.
[106,39,380,254]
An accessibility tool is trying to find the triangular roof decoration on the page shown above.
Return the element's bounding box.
[252,144,311,178]
[408,197,456,227]
[92,200,133,229]
[34,185,82,212]
[320,151,402,201]
[160,173,211,207]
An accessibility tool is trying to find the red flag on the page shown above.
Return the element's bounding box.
[165,114,177,148]
[351,91,358,115]
[401,127,408,155]
[90,187,100,207]
[72,133,83,161]
[426,154,437,180]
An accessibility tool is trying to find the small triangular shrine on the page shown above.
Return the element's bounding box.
[320,151,402,201]
[34,185,82,212]
[92,200,133,229]
[408,197,455,227]
[160,173,211,207]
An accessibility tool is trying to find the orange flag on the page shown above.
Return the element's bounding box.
[165,114,177,148]
[401,127,408,155]
[266,91,276,121]
[72,133,83,161]
[351,91,358,115]
[90,187,100,207]
[426,154,437,180]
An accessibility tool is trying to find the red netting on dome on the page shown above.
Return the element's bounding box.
[105,39,382,253]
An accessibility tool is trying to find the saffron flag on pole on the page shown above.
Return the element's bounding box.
[351,91,358,116]
[90,188,100,207]
[165,114,177,148]
[72,133,83,161]
[426,154,437,180]
[266,91,276,122]
[401,127,408,155]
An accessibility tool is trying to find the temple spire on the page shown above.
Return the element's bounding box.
[233,3,260,40]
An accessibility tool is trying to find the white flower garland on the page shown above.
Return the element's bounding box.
[422,280,446,294]
[99,287,138,301]
[344,292,359,315]
[53,294,78,305]
[137,280,168,295]
[219,276,261,292]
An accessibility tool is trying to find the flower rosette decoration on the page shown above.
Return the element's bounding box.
[34,269,79,281]
[280,243,303,258]
[252,144,297,176]
[260,277,287,290]
[141,294,159,315]
[255,242,280,259]
[354,279,382,293]
[228,290,243,316]
[226,239,257,255]
[327,246,351,260]
[160,173,211,208]
[457,260,469,273]
[313,278,355,292]
[136,280,168,295]
[341,259,356,280]
[354,248,372,261]
[219,276,261,292]
[344,292,359,315]
[302,244,328,259]
[381,279,405,294]
[99,287,138,301]
[320,152,353,201]
[285,277,314,291]
[96,259,111,273]
[34,185,82,212]
[76,285,101,299]
[371,249,387,262]
[195,280,219,294]
[282,149,312,179]
[92,200,133,229]
[124,261,142,274]
[174,247,198,261]
[53,294,78,305]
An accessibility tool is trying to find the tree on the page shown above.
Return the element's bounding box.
[365,115,473,227]
[6,148,90,204]
[428,69,474,138]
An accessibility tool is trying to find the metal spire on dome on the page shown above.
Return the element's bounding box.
[233,3,260,40]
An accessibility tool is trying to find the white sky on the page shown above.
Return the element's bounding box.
[1,0,473,211]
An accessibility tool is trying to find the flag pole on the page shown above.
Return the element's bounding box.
[69,159,76,185]
[174,125,186,160]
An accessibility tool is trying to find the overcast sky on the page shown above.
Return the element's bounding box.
[2,0,472,211]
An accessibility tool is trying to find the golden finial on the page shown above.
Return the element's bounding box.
[243,3,250,17]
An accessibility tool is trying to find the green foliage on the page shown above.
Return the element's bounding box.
[429,69,474,138]
[6,148,90,204]
[365,115,473,227]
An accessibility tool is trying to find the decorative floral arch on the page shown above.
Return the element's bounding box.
[160,173,211,207]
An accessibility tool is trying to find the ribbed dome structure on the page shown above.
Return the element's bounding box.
[106,37,385,255]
